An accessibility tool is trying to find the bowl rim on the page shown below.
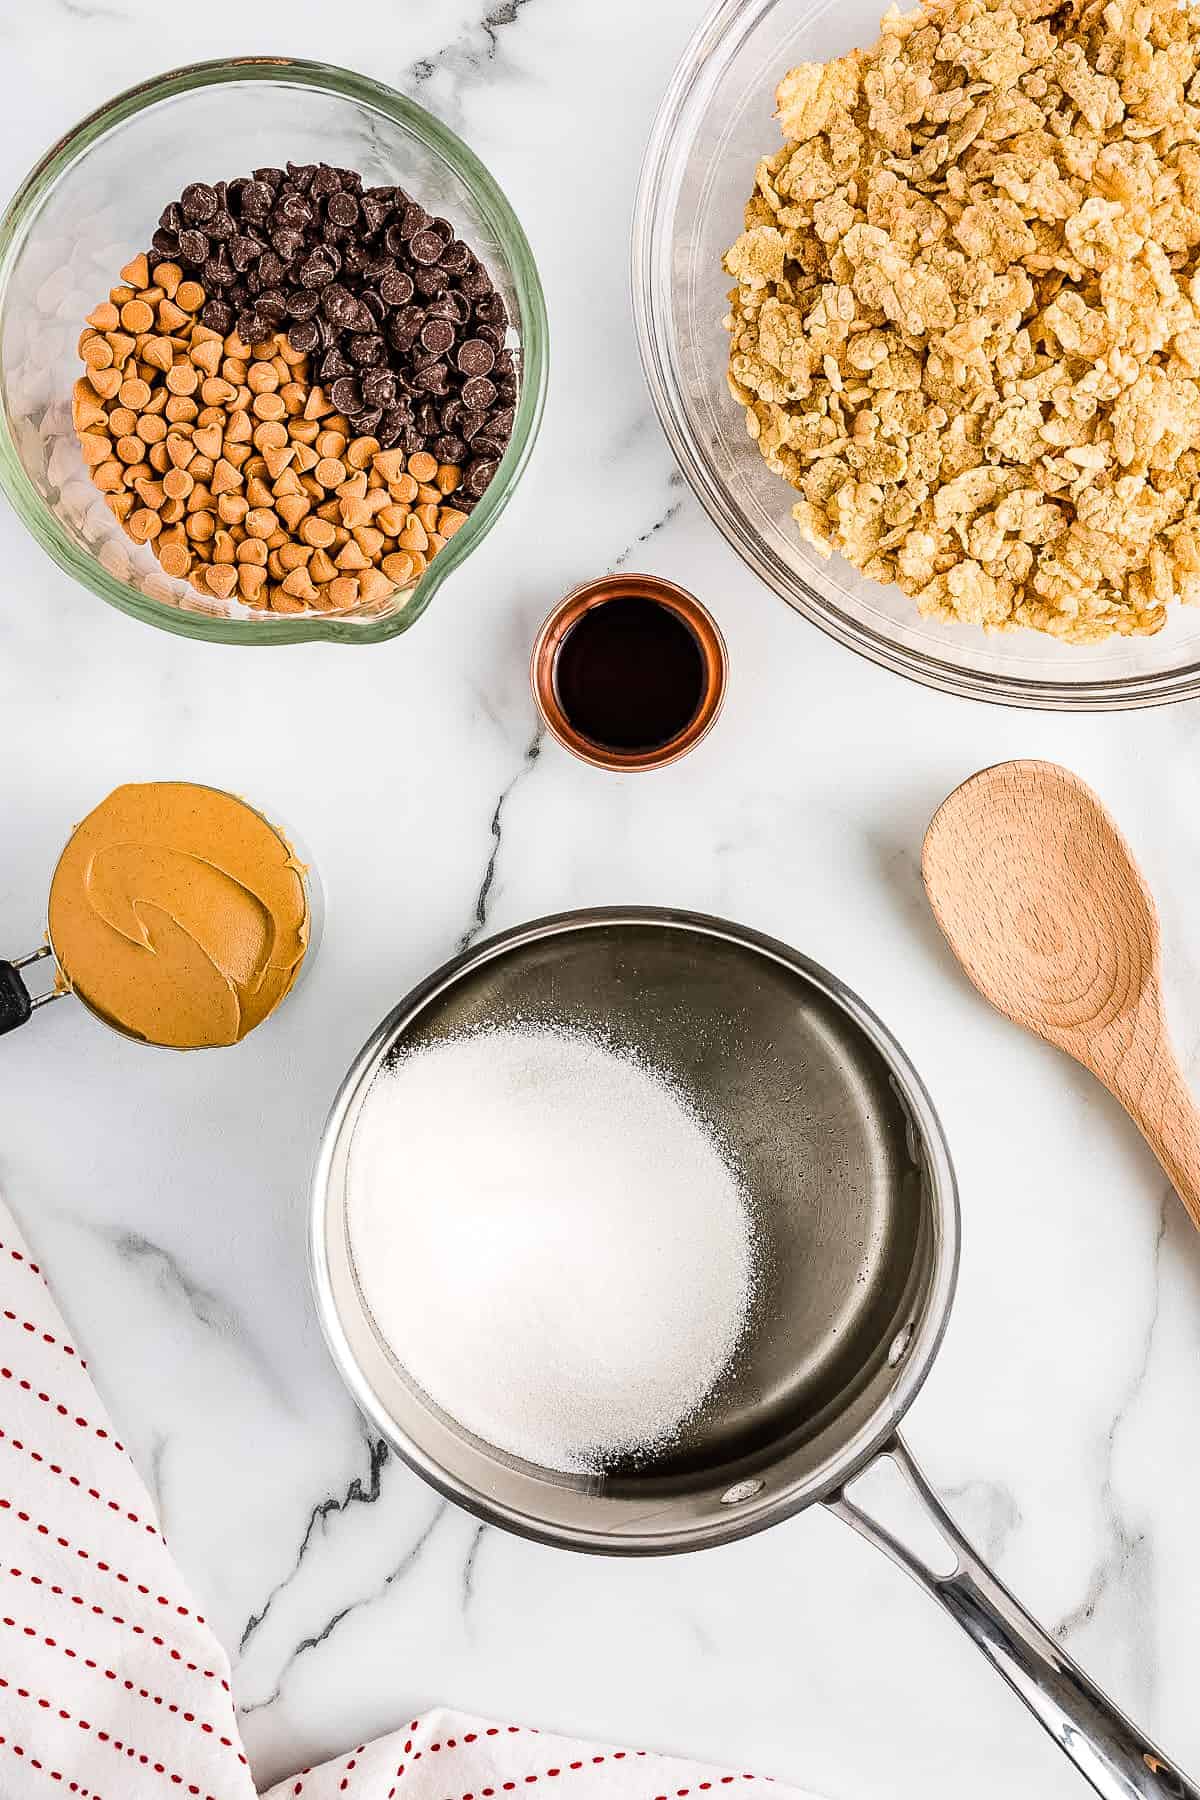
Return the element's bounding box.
[0,54,549,646]
[629,0,1200,711]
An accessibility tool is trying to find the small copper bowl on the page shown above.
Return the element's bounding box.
[530,574,727,772]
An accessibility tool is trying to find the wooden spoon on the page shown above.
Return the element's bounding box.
[922,759,1200,1231]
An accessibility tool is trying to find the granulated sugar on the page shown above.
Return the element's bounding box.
[346,1024,755,1473]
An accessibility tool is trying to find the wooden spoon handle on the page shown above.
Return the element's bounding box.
[1111,1043,1200,1233]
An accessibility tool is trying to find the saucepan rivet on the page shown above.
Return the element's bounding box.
[720,1479,765,1505]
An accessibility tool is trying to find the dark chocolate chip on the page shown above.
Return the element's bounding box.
[288,320,322,354]
[300,249,336,288]
[460,264,493,297]
[416,401,440,434]
[341,242,370,275]
[181,182,218,221]
[379,268,414,307]
[361,193,393,235]
[471,435,507,459]
[159,201,184,232]
[421,317,456,355]
[440,398,463,429]
[278,193,314,229]
[321,284,359,326]
[414,266,450,297]
[461,410,489,441]
[476,323,505,349]
[433,434,467,464]
[237,310,268,345]
[253,167,285,188]
[319,348,352,381]
[240,180,275,221]
[360,368,397,407]
[231,234,264,271]
[438,239,470,272]
[389,308,424,352]
[414,362,449,394]
[493,349,515,377]
[207,210,236,241]
[151,229,179,257]
[474,292,508,326]
[272,226,306,263]
[326,192,360,227]
[202,299,235,334]
[458,338,495,376]
[465,459,498,497]
[349,333,386,367]
[349,406,383,434]
[490,406,516,438]
[359,290,386,325]
[177,228,210,265]
[330,376,363,413]
[461,375,497,411]
[286,287,321,320]
[400,203,429,239]
[408,229,444,266]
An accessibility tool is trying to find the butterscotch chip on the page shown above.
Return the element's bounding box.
[300,516,336,549]
[252,420,288,452]
[415,502,439,533]
[128,508,161,542]
[137,414,167,445]
[86,301,121,332]
[218,494,250,526]
[166,362,199,396]
[245,506,279,539]
[78,433,113,468]
[204,564,239,599]
[165,396,199,423]
[159,542,192,578]
[190,510,217,542]
[105,492,134,522]
[163,468,194,501]
[236,538,269,566]
[193,424,222,460]
[108,407,138,439]
[158,299,190,332]
[160,498,186,525]
[327,576,360,608]
[389,473,419,505]
[211,457,244,496]
[382,551,416,584]
[398,518,429,553]
[120,299,154,334]
[82,337,114,371]
[211,530,238,564]
[436,464,461,495]
[346,436,381,471]
[116,434,145,465]
[310,547,338,583]
[357,569,395,606]
[92,461,125,493]
[189,338,222,376]
[439,508,469,538]
[275,494,312,531]
[315,456,347,489]
[154,262,183,296]
[143,337,175,374]
[134,478,165,510]
[407,451,437,484]
[120,253,150,288]
[175,280,206,313]
[238,565,268,605]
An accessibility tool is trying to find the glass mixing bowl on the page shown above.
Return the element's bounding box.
[0,58,548,645]
[632,0,1200,709]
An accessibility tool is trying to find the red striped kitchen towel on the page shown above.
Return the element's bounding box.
[0,1194,814,1800]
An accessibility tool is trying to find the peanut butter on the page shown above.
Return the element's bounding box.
[48,783,309,1049]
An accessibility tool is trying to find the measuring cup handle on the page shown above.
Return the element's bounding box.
[829,1434,1198,1800]
[0,948,62,1037]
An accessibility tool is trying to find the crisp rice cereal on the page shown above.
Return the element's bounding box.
[722,0,1200,641]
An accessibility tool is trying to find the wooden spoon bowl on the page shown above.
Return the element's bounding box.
[923,760,1200,1231]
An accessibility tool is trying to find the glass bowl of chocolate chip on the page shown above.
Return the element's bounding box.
[0,57,548,643]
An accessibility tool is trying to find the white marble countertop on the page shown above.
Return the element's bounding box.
[3,2,1200,1797]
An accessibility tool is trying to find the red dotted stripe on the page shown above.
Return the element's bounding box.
[0,1366,125,1454]
[0,1427,161,1537]
[1,1310,83,1364]
[0,1563,229,1690]
[0,1672,221,1798]
[0,1242,43,1279]
[0,1613,247,1766]
[0,1731,101,1796]
[0,1502,202,1623]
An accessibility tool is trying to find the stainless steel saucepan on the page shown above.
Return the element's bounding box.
[311,907,1196,1800]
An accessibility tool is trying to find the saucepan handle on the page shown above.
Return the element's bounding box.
[828,1434,1196,1800]
[0,947,64,1037]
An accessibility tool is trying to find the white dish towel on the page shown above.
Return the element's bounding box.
[0,1192,816,1800]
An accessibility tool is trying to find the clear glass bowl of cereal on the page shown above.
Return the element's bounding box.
[633,0,1200,709]
[0,58,547,644]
